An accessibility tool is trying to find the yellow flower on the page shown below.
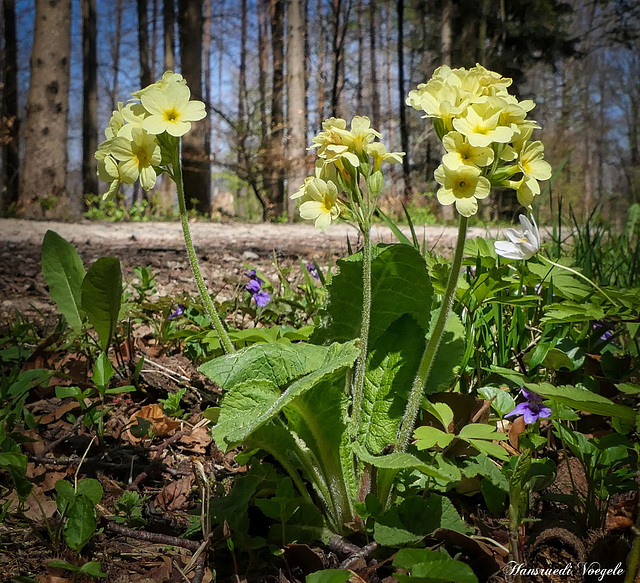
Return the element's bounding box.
[298,177,341,231]
[310,117,360,167]
[452,103,514,148]
[110,128,162,190]
[366,142,405,172]
[434,163,491,217]
[332,116,382,154]
[508,140,552,206]
[519,141,552,183]
[140,81,206,137]
[132,70,186,99]
[441,131,493,170]
[105,103,126,140]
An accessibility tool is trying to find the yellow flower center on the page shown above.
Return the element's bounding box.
[134,148,150,167]
[164,109,180,122]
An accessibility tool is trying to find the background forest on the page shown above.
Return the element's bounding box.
[1,0,639,223]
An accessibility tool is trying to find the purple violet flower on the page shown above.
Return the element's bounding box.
[506,388,552,424]
[592,322,614,342]
[168,304,186,320]
[245,279,262,294]
[253,291,271,307]
[306,262,320,280]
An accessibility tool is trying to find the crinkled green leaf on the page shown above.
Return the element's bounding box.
[311,244,433,346]
[199,342,328,391]
[425,312,465,394]
[81,257,122,351]
[359,315,425,454]
[213,341,358,449]
[41,230,86,330]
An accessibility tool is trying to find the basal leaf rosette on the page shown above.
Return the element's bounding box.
[294,115,404,232]
[94,71,206,200]
[407,64,551,216]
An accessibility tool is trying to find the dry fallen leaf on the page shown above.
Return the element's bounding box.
[156,475,194,511]
[125,403,181,442]
[178,425,212,453]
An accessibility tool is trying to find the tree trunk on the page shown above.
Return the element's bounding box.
[330,0,349,118]
[178,0,211,213]
[269,0,286,218]
[369,0,380,128]
[137,0,152,88]
[316,0,325,130]
[82,0,98,206]
[1,0,20,212]
[156,0,176,212]
[163,0,175,70]
[396,0,412,202]
[18,0,72,219]
[356,0,364,112]
[288,0,307,215]
[236,0,248,217]
[110,0,123,110]
[439,0,454,219]
[151,0,158,78]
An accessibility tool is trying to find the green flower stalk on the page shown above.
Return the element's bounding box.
[399,63,553,451]
[290,116,404,444]
[94,71,235,354]
[396,215,468,452]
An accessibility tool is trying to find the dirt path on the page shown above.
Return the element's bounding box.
[0,219,499,321]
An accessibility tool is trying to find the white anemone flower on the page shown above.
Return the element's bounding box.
[494,214,541,260]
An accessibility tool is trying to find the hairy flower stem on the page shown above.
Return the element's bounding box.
[396,215,469,452]
[173,148,235,355]
[350,225,373,438]
[538,255,618,306]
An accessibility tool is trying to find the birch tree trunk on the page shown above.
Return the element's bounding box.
[288,0,307,216]
[18,0,72,219]
[369,0,380,129]
[440,0,454,219]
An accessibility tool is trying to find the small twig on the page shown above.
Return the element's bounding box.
[470,396,496,424]
[107,522,200,551]
[339,541,379,569]
[144,357,191,382]
[40,413,86,455]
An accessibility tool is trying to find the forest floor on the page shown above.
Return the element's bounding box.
[2,219,616,583]
[0,219,497,322]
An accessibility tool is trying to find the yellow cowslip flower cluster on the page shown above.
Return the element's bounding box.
[407,64,551,217]
[95,71,206,200]
[292,116,404,231]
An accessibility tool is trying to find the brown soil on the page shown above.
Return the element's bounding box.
[0,218,494,322]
